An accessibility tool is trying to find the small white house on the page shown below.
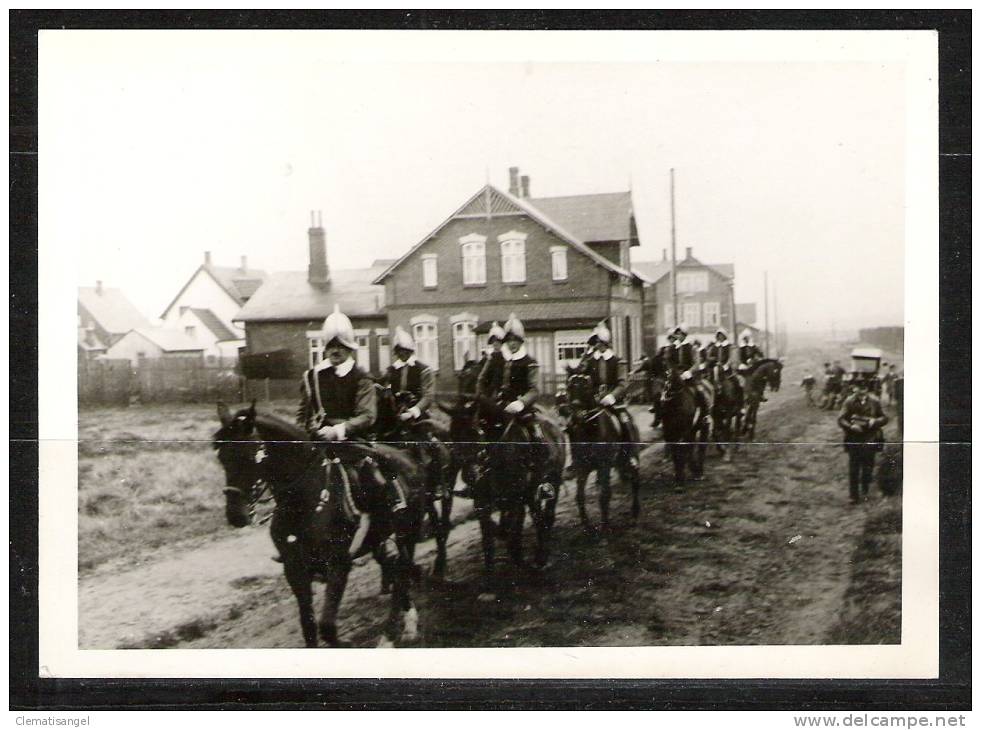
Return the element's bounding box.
[105,327,204,365]
[174,307,243,363]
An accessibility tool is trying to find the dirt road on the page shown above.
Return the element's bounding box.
[79,356,902,649]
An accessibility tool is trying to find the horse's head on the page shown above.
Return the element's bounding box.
[213,401,261,528]
[765,360,784,391]
[565,372,596,411]
[457,358,482,395]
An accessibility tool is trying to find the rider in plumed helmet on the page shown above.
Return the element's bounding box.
[580,320,640,467]
[669,324,713,423]
[705,327,735,382]
[737,330,763,370]
[297,304,407,514]
[476,321,508,400]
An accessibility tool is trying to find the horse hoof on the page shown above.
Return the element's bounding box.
[377,635,396,648]
[401,608,419,642]
[477,592,498,603]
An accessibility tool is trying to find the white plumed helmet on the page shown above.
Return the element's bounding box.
[593,320,612,344]
[321,304,357,350]
[503,312,525,341]
[488,321,506,343]
[392,325,416,352]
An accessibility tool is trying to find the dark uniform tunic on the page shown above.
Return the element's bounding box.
[580,353,626,402]
[669,339,697,371]
[739,343,763,367]
[297,360,376,437]
[384,359,435,415]
[476,350,507,399]
[837,392,888,502]
[705,341,732,368]
[498,353,540,407]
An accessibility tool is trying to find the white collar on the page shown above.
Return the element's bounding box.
[674,336,690,347]
[597,349,614,360]
[716,339,730,347]
[315,356,355,376]
[508,344,527,360]
[392,355,417,370]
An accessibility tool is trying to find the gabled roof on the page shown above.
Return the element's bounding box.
[124,327,204,352]
[160,263,269,319]
[528,191,636,245]
[373,184,638,284]
[236,264,388,323]
[189,308,238,341]
[78,286,151,335]
[77,327,107,352]
[632,258,734,284]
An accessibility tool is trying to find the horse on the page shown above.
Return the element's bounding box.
[373,383,454,579]
[561,372,641,531]
[213,402,426,648]
[741,358,783,440]
[659,367,712,486]
[710,367,744,461]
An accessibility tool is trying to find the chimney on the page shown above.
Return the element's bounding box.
[520,175,530,199]
[240,255,248,272]
[204,251,212,266]
[508,166,520,197]
[96,280,103,295]
[685,246,693,259]
[308,210,330,288]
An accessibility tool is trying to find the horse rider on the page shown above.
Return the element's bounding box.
[476,321,508,400]
[478,313,551,496]
[837,376,889,504]
[881,363,898,406]
[737,330,767,401]
[579,320,640,468]
[669,325,713,424]
[297,305,408,517]
[383,325,446,496]
[800,372,817,406]
[705,327,735,384]
[827,359,847,408]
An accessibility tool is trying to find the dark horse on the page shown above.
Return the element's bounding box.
[741,359,783,441]
[373,383,454,579]
[710,367,744,462]
[213,402,426,648]
[657,365,712,486]
[560,372,641,531]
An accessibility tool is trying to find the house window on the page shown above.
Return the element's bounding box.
[185,326,196,338]
[703,302,721,328]
[307,335,325,367]
[354,331,370,371]
[376,331,391,372]
[452,320,478,371]
[411,318,439,371]
[422,254,438,288]
[550,246,567,281]
[460,234,487,286]
[682,302,701,328]
[677,271,709,293]
[555,330,592,371]
[499,231,527,283]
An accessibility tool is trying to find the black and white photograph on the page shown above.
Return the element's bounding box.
[33,25,945,681]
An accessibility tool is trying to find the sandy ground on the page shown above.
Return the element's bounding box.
[79,351,902,650]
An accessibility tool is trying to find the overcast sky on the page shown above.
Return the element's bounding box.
[44,32,907,332]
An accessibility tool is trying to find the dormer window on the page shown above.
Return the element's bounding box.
[498,230,527,284]
[459,233,487,286]
[422,254,438,288]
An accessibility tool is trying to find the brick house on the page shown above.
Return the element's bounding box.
[373,169,646,394]
[235,215,392,380]
[633,247,738,351]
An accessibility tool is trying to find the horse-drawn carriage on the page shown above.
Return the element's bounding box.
[847,346,883,395]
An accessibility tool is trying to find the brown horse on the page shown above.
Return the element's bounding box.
[213,403,426,648]
[710,369,744,461]
[659,369,712,486]
[741,359,783,440]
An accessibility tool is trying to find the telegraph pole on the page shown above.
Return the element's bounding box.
[763,270,770,357]
[670,168,678,329]
[773,281,779,357]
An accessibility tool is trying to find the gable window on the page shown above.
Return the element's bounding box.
[452,320,478,371]
[677,271,709,293]
[184,326,196,338]
[498,230,527,283]
[422,254,438,288]
[459,234,487,286]
[411,315,439,371]
[550,246,568,281]
[703,302,721,328]
[307,335,325,367]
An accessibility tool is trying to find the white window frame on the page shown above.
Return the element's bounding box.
[459,233,487,286]
[375,328,390,372]
[498,230,527,283]
[550,245,568,281]
[410,315,439,371]
[682,302,701,328]
[422,254,438,288]
[353,329,371,371]
[450,314,479,371]
[703,301,721,328]
[554,329,592,371]
[306,332,325,368]
[677,270,709,293]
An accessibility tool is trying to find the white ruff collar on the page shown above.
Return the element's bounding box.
[392,355,417,370]
[508,345,527,360]
[316,356,355,376]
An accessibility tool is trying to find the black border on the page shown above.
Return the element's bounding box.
[10,9,971,711]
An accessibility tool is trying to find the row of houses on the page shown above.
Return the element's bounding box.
[80,166,761,395]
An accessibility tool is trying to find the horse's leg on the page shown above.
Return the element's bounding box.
[575,466,592,532]
[279,558,318,648]
[474,490,497,595]
[387,537,419,646]
[670,442,686,487]
[597,464,612,532]
[432,491,453,580]
[317,558,351,648]
[507,498,526,567]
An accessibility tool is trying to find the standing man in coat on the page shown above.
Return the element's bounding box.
[837,378,889,504]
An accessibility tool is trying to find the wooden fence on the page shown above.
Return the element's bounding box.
[79,358,245,405]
